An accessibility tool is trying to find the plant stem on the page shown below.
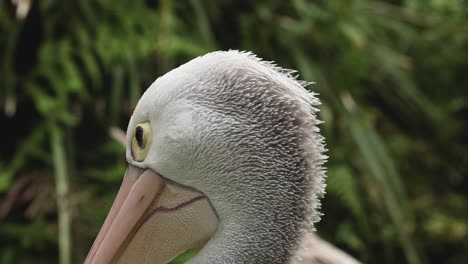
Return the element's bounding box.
[51,125,71,264]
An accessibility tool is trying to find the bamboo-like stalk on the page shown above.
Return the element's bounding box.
[51,125,71,264]
[190,0,215,46]
[343,99,422,264]
[110,64,124,127]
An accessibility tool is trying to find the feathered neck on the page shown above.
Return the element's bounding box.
[156,51,328,263]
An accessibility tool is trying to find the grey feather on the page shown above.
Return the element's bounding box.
[127,50,327,264]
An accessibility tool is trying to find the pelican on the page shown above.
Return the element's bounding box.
[85,50,330,264]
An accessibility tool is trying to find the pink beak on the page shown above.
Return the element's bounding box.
[84,165,218,264]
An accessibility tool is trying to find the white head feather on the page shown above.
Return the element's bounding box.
[126,50,327,264]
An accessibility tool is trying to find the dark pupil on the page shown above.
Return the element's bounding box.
[135,126,145,149]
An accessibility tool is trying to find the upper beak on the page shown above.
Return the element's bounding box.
[84,165,218,264]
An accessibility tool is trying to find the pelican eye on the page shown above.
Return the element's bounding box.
[131,122,152,161]
[135,126,144,148]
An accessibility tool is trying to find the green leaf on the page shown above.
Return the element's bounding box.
[169,248,200,264]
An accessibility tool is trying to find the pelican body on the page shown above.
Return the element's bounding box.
[85,51,327,264]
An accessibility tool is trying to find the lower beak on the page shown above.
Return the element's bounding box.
[84,165,218,264]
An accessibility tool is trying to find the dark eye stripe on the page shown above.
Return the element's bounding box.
[135,126,145,149]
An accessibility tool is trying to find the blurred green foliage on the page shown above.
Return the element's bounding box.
[1,0,467,263]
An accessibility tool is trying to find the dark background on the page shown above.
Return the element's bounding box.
[1,0,467,263]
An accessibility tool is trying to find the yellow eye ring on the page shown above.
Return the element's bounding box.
[131,122,152,161]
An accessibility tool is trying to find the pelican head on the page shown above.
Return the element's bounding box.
[85,50,327,264]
